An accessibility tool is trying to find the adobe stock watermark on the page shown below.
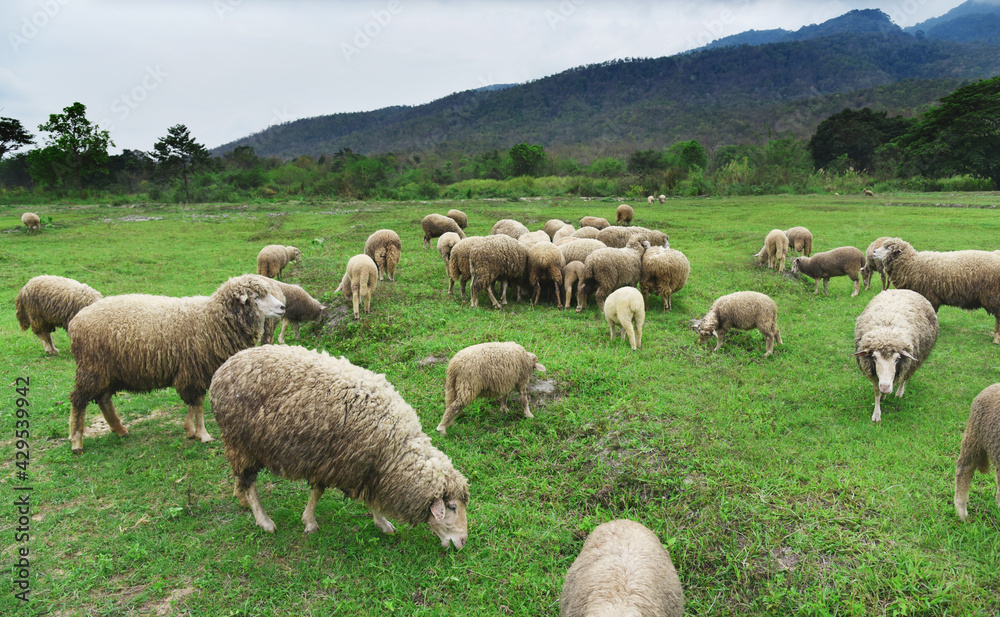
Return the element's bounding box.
[341,1,403,62]
[213,0,243,21]
[8,0,72,54]
[685,0,751,51]
[546,0,586,30]
[98,65,168,133]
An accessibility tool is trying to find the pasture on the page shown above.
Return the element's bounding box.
[2,193,999,616]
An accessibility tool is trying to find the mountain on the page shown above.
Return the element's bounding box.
[925,12,1000,44]
[701,9,898,51]
[905,0,1000,35]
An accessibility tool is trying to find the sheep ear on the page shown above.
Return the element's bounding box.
[239,293,249,304]
[535,362,547,372]
[430,498,446,521]
[853,350,871,357]
[900,350,916,360]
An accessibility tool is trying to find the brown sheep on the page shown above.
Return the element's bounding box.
[954,383,1000,522]
[579,216,610,230]
[422,214,466,248]
[791,246,865,297]
[527,242,566,306]
[491,218,530,239]
[446,209,468,229]
[693,291,781,356]
[640,247,690,311]
[562,261,586,311]
[256,245,302,279]
[784,226,813,256]
[754,229,788,272]
[581,236,648,312]
[860,236,892,291]
[364,229,402,282]
[447,236,486,296]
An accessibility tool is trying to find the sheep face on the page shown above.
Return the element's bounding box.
[855,349,914,394]
[790,258,802,274]
[254,292,286,318]
[427,497,468,550]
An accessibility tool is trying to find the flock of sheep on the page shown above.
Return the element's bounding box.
[13,198,1000,615]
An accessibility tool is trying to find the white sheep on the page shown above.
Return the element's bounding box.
[527,241,566,306]
[469,234,528,309]
[21,212,40,232]
[658,194,666,204]
[552,224,576,243]
[422,213,466,248]
[754,229,788,272]
[437,231,462,266]
[596,225,668,249]
[784,226,813,256]
[518,229,552,249]
[647,195,655,204]
[544,218,568,239]
[334,254,379,319]
[570,227,601,240]
[256,245,302,279]
[579,216,610,230]
[581,236,648,312]
[446,208,468,229]
[364,229,401,282]
[640,246,689,311]
[693,291,782,355]
[16,275,103,354]
[562,261,586,311]
[491,218,530,239]
[954,383,1000,521]
[603,286,645,351]
[791,246,865,297]
[446,236,486,296]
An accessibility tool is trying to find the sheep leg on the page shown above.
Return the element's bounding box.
[97,393,128,438]
[498,395,509,413]
[641,287,651,310]
[277,319,289,345]
[552,280,562,307]
[486,282,504,310]
[953,449,984,521]
[713,328,726,352]
[663,293,671,311]
[607,319,616,343]
[635,314,643,349]
[895,380,906,398]
[363,291,371,315]
[293,322,301,339]
[351,289,361,319]
[622,319,637,351]
[993,315,1000,344]
[184,398,213,443]
[245,482,277,533]
[519,384,534,419]
[595,288,608,313]
[501,281,510,305]
[851,278,860,297]
[822,278,830,296]
[36,329,58,354]
[871,390,883,422]
[233,483,250,507]
[533,282,542,306]
[776,330,783,345]
[302,485,325,534]
[68,401,88,454]
[764,333,774,356]
[436,402,464,435]
[880,272,889,291]
[372,510,396,534]
[813,280,820,294]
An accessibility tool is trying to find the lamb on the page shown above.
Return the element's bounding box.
[447,236,486,296]
[256,245,302,279]
[422,213,466,249]
[15,275,103,354]
[754,229,789,272]
[791,246,865,297]
[659,194,667,204]
[603,287,645,351]
[954,383,1000,522]
[364,229,402,282]
[210,345,470,549]
[446,209,468,229]
[334,254,378,319]
[21,212,40,232]
[615,204,635,226]
[560,519,684,617]
[571,227,601,240]
[581,236,649,312]
[596,225,668,249]
[853,289,938,422]
[527,241,566,305]
[874,238,1000,344]
[469,234,528,309]
[552,224,576,243]
[518,229,551,249]
[693,291,782,356]
[784,226,813,256]
[860,236,891,291]
[562,261,586,311]
[436,342,546,435]
[261,280,324,345]
[579,216,610,230]
[640,247,690,311]
[66,274,285,453]
[544,218,568,239]
[491,218,529,239]
[437,231,461,265]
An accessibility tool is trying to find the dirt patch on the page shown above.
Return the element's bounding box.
[82,407,172,439]
[320,305,353,333]
[772,546,801,571]
[529,378,565,405]
[151,586,197,616]
[417,355,448,367]
[102,215,165,223]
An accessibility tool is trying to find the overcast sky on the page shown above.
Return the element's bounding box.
[0,0,974,154]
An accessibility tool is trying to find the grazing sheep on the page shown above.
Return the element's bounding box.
[693,291,781,356]
[552,224,576,243]
[364,229,402,282]
[491,218,530,239]
[259,278,287,346]
[659,194,666,204]
[16,275,103,354]
[860,236,892,291]
[863,188,875,197]
[446,209,468,230]
[544,219,568,239]
[615,204,635,226]
[791,246,865,297]
[640,247,690,311]
[422,214,466,249]
[528,242,566,305]
[211,345,470,548]
[581,236,649,312]
[560,519,683,617]
[784,226,813,256]
[954,383,1000,522]
[571,227,601,240]
[447,236,486,296]
[875,238,1000,344]
[334,254,379,319]
[754,229,789,272]
[562,261,586,311]
[256,245,302,279]
[604,287,645,351]
[579,216,610,230]
[437,231,461,265]
[469,234,529,309]
[853,289,938,422]
[436,342,546,435]
[263,281,324,345]
[647,195,655,204]
[21,212,40,232]
[518,230,551,249]
[66,274,285,453]
[597,225,669,249]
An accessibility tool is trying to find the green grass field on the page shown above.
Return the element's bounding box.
[2,193,999,616]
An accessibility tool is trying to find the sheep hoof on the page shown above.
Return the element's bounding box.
[71,448,83,455]
[303,522,319,534]
[199,433,214,443]
[257,520,277,534]
[436,424,448,435]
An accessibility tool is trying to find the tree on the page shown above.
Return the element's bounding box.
[507,143,547,177]
[627,149,666,175]
[33,102,114,192]
[152,124,212,202]
[0,117,34,160]
[808,108,913,172]
[667,140,708,171]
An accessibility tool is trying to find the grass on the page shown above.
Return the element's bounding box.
[2,192,1000,616]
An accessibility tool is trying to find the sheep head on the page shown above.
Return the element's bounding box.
[854,348,916,394]
[872,238,910,271]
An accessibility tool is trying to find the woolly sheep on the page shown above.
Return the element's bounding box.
[693,291,782,356]
[597,225,668,249]
[260,278,287,346]
[491,218,530,239]
[581,236,649,312]
[863,188,875,197]
[446,208,468,229]
[954,383,1000,522]
[560,519,683,617]
[571,227,601,240]
[66,274,285,453]
[784,226,813,256]
[334,254,378,319]
[604,286,645,351]
[562,261,586,311]
[469,234,528,309]
[647,195,655,204]
[659,194,666,204]
[528,241,566,305]
[422,213,466,249]
[518,230,552,249]
[437,231,461,265]
[754,229,788,272]
[211,345,470,548]
[256,245,302,279]
[364,229,402,282]
[860,236,891,291]
[16,275,103,354]
[263,280,324,345]
[21,212,40,232]
[791,246,865,297]
[560,239,607,265]
[579,216,610,230]
[447,236,486,296]
[555,236,578,247]
[875,238,1000,344]
[552,224,576,243]
[640,246,690,311]
[544,218,568,239]
[436,342,546,435]
[615,204,635,226]
[853,289,938,423]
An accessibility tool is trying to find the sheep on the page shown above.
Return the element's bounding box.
[647,195,655,204]
[436,342,546,435]
[659,194,666,204]
[571,227,601,240]
[447,236,486,296]
[469,234,528,309]
[860,236,891,291]
[863,188,875,197]
[791,246,865,297]
[491,218,530,239]
[544,218,568,239]
[875,238,1000,344]
[784,226,813,256]
[640,246,690,311]
[334,254,378,319]
[560,519,684,617]
[446,208,468,229]
[954,383,1000,522]
[256,245,302,279]
[65,274,285,454]
[581,236,649,312]
[364,229,401,282]
[579,216,610,230]
[15,275,103,354]
[853,289,938,423]
[528,241,566,305]
[615,204,635,226]
[422,213,466,249]
[552,224,576,243]
[562,261,586,311]
[21,212,40,232]
[518,229,551,249]
[754,229,788,272]
[604,287,645,351]
[597,225,669,249]
[693,291,782,356]
[210,345,470,549]
[437,231,461,268]
[261,281,324,345]
[259,278,287,346]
